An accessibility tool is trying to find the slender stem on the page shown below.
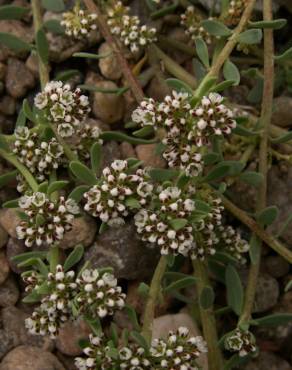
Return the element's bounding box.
[193,260,224,370]
[239,0,274,325]
[31,0,49,89]
[0,150,38,192]
[194,0,257,98]
[141,255,168,344]
[49,245,59,272]
[83,0,145,103]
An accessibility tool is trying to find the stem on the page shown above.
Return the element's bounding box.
[195,0,256,98]
[239,0,274,325]
[193,260,224,370]
[83,0,145,103]
[49,245,59,272]
[141,255,168,344]
[0,150,38,192]
[31,0,49,89]
[49,123,78,162]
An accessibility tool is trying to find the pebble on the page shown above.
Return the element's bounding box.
[0,224,8,249]
[0,208,21,239]
[264,255,290,278]
[0,346,65,370]
[253,274,280,313]
[6,238,26,274]
[271,96,292,128]
[0,275,19,307]
[0,95,16,116]
[83,222,159,279]
[0,252,9,285]
[241,351,290,370]
[5,58,35,98]
[98,42,122,80]
[136,143,166,168]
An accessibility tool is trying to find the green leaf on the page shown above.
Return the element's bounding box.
[127,158,143,169]
[0,170,17,188]
[233,123,260,137]
[239,171,263,187]
[225,264,243,315]
[195,38,209,69]
[0,32,32,52]
[223,59,240,86]
[168,218,188,231]
[79,84,129,96]
[90,142,102,174]
[41,0,65,12]
[36,214,45,227]
[256,205,279,226]
[247,77,264,104]
[125,197,141,210]
[237,29,262,45]
[249,19,287,30]
[133,126,154,138]
[70,161,97,186]
[47,180,69,195]
[149,168,179,182]
[125,305,140,331]
[64,244,84,271]
[203,164,230,182]
[38,181,48,193]
[23,290,42,303]
[130,331,149,351]
[23,99,37,124]
[270,131,292,144]
[0,5,29,20]
[36,28,49,64]
[212,79,237,93]
[192,58,207,82]
[73,51,112,59]
[110,322,119,347]
[12,251,47,264]
[150,0,179,19]
[43,19,64,35]
[165,78,193,95]
[201,19,232,37]
[275,47,292,62]
[16,108,26,127]
[54,69,80,82]
[100,131,157,145]
[203,152,220,165]
[199,286,215,310]
[164,276,197,294]
[251,313,292,327]
[2,199,19,208]
[249,234,261,265]
[138,282,150,297]
[68,185,90,203]
[84,316,102,335]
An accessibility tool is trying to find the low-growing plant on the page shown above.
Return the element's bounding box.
[0,0,291,369]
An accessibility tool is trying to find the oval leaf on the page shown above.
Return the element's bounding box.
[36,28,49,64]
[90,142,102,174]
[195,38,210,69]
[64,244,84,271]
[0,5,29,20]
[275,47,292,62]
[41,0,65,12]
[70,161,97,186]
[237,29,262,45]
[256,206,278,226]
[165,78,193,95]
[0,32,32,51]
[47,180,69,195]
[251,313,292,327]
[223,59,240,85]
[200,286,215,310]
[225,264,243,316]
[164,276,197,294]
[249,19,287,30]
[201,19,232,37]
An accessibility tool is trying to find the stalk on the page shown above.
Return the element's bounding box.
[141,255,168,344]
[193,260,224,370]
[49,245,60,273]
[239,0,274,325]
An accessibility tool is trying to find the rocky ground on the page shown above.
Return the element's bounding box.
[0,0,291,369]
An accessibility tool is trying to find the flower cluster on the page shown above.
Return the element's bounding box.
[25,266,125,339]
[84,160,152,226]
[132,91,204,177]
[34,81,90,138]
[181,6,212,44]
[25,265,77,338]
[151,327,207,369]
[75,333,114,370]
[225,328,257,357]
[107,1,157,53]
[61,5,97,39]
[135,186,196,256]
[218,225,249,263]
[223,0,248,26]
[16,192,79,247]
[75,327,207,370]
[72,124,103,160]
[75,269,126,318]
[13,127,64,183]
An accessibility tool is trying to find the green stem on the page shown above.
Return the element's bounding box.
[239,0,274,326]
[141,255,168,344]
[194,0,257,99]
[49,245,59,272]
[31,0,50,89]
[193,260,224,370]
[0,150,38,192]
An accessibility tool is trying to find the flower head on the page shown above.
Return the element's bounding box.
[61,6,97,39]
[225,328,256,357]
[181,6,213,44]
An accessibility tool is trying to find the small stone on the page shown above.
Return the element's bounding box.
[264,255,290,278]
[0,95,16,116]
[241,351,290,370]
[5,58,35,98]
[0,346,65,370]
[6,238,26,274]
[252,273,279,313]
[56,319,91,356]
[0,252,9,285]
[0,225,8,249]
[58,214,97,249]
[272,96,292,128]
[152,312,208,370]
[98,42,122,80]
[120,142,136,159]
[0,208,20,238]
[0,63,6,81]
[101,141,122,171]
[136,143,166,168]
[0,275,19,307]
[25,53,40,78]
[83,222,159,279]
[0,330,14,360]
[91,80,124,124]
